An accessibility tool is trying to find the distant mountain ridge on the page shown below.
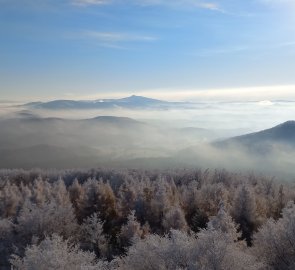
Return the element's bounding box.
[221,121,295,144]
[214,121,295,155]
[24,95,183,110]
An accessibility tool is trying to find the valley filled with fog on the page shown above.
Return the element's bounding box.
[2,97,293,131]
[1,96,295,178]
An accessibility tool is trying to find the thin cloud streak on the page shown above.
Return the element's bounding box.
[69,30,158,48]
[71,0,111,6]
[193,46,249,57]
[70,0,223,12]
[83,31,157,42]
[194,1,224,12]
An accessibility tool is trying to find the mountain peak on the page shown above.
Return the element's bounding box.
[117,95,165,104]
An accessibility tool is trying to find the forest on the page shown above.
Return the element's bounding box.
[0,168,295,269]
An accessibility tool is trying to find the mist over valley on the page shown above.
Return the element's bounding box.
[0,95,294,178]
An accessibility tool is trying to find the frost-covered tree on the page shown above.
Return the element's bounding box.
[16,200,78,243]
[195,183,229,218]
[30,177,52,205]
[0,218,13,242]
[52,177,71,206]
[10,234,108,270]
[0,218,14,268]
[79,179,118,228]
[193,202,261,270]
[80,213,108,257]
[208,202,240,241]
[117,180,137,218]
[119,211,143,247]
[196,229,262,270]
[162,206,188,232]
[119,230,197,270]
[68,178,85,221]
[232,185,257,245]
[0,181,22,217]
[253,202,295,269]
[148,179,171,230]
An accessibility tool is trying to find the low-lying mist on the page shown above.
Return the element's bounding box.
[0,99,295,179]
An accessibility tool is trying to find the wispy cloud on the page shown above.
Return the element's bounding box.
[70,0,223,12]
[193,46,249,57]
[137,0,222,10]
[72,30,157,48]
[194,2,223,11]
[84,31,157,42]
[71,0,111,6]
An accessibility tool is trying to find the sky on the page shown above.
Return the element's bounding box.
[1,0,295,101]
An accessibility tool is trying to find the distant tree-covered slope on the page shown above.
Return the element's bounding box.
[216,120,295,149]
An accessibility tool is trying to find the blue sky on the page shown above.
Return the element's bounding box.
[1,0,295,101]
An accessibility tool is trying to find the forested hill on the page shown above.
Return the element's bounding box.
[216,120,295,148]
